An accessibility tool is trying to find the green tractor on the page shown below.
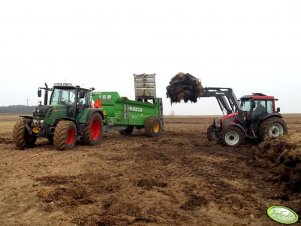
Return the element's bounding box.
[13,83,104,150]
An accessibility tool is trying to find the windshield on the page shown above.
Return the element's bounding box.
[50,88,76,105]
[240,99,251,112]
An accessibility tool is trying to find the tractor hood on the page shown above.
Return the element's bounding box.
[221,112,238,128]
[33,105,52,119]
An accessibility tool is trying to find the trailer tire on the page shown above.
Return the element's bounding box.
[144,117,162,137]
[81,113,103,145]
[207,124,219,141]
[119,126,134,135]
[54,120,77,150]
[13,118,36,149]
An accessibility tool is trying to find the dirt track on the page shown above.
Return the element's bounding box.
[0,114,300,226]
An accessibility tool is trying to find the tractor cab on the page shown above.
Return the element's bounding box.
[240,93,280,122]
[49,83,91,118]
[37,83,92,121]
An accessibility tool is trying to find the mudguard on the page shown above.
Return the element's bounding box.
[258,113,282,122]
[79,108,104,125]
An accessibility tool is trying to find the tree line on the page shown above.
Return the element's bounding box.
[0,105,36,114]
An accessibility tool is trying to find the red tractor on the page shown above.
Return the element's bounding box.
[205,88,287,147]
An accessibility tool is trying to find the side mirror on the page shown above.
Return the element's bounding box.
[277,107,280,113]
[251,100,256,109]
[79,90,85,99]
[38,89,42,97]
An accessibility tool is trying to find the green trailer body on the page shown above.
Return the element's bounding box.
[92,91,163,135]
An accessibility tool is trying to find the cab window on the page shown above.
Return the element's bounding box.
[240,99,251,112]
[266,100,273,113]
[50,88,76,105]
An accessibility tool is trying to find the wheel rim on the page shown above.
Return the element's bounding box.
[268,123,284,138]
[225,131,240,146]
[153,121,160,133]
[66,127,75,145]
[91,118,101,141]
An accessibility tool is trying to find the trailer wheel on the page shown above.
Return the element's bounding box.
[221,126,244,147]
[81,113,103,145]
[207,124,219,141]
[259,117,288,140]
[119,126,134,135]
[13,118,36,149]
[54,120,77,150]
[144,117,162,137]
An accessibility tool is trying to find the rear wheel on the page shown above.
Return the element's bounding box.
[81,113,103,145]
[259,117,288,140]
[144,117,162,137]
[221,126,244,147]
[207,124,219,141]
[13,118,37,149]
[54,120,77,150]
[119,126,134,135]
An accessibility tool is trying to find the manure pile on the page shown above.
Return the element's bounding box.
[258,135,301,195]
[166,72,204,103]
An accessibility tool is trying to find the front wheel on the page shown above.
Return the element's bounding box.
[207,125,219,141]
[54,120,77,150]
[221,126,244,147]
[259,117,288,140]
[13,118,37,149]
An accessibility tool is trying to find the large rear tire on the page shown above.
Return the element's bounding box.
[221,126,244,147]
[54,120,77,150]
[259,117,288,140]
[207,124,219,141]
[13,118,37,149]
[81,113,103,145]
[144,117,162,137]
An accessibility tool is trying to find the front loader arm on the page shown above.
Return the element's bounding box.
[201,87,241,114]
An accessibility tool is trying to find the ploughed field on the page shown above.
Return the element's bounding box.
[0,114,300,226]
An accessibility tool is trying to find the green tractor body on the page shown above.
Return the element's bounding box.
[13,83,104,150]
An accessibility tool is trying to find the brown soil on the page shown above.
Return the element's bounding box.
[0,114,300,226]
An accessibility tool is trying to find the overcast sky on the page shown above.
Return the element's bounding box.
[0,0,300,115]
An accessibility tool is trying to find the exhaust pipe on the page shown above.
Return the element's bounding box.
[44,83,48,105]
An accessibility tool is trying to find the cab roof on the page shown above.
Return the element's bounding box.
[241,93,277,101]
[53,83,91,91]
